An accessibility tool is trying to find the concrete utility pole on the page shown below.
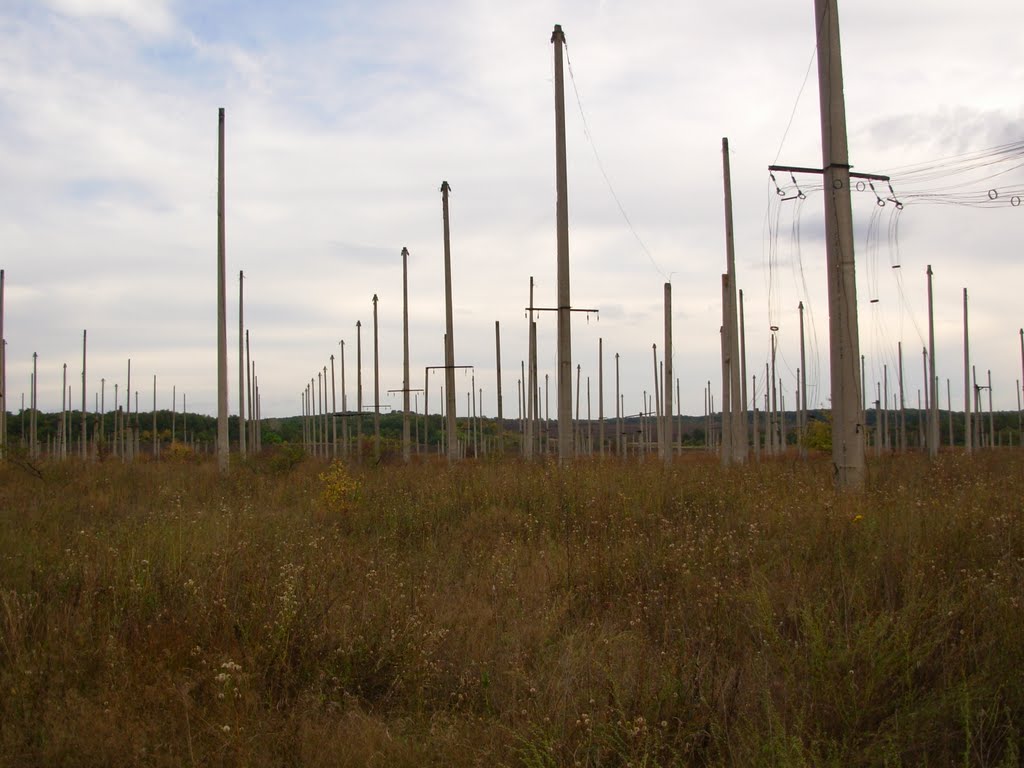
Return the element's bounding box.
[216,107,229,473]
[552,23,574,461]
[494,320,503,453]
[739,289,748,445]
[720,280,732,465]
[246,330,253,449]
[722,138,747,463]
[775,2,875,483]
[615,352,621,456]
[81,329,87,459]
[526,277,537,459]
[799,302,808,459]
[356,320,363,461]
[238,270,246,457]
[813,0,864,488]
[372,293,381,460]
[927,266,939,457]
[663,283,673,463]
[0,269,4,458]
[330,355,337,458]
[898,341,906,453]
[963,288,971,452]
[441,181,458,462]
[30,353,37,458]
[340,340,348,456]
[401,247,411,463]
[598,338,605,457]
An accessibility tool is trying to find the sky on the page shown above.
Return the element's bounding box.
[1,0,1023,421]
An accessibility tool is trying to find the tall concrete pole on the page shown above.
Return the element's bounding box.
[340,340,348,456]
[987,369,994,449]
[927,266,938,457]
[216,107,229,473]
[615,352,621,457]
[720,278,732,465]
[126,358,132,461]
[652,345,661,458]
[441,181,458,462]
[152,375,157,458]
[373,294,381,460]
[963,288,971,452]
[947,378,953,448]
[81,329,87,459]
[401,247,411,463]
[722,138,746,463]
[322,365,329,456]
[770,338,778,455]
[552,24,574,461]
[330,354,337,458]
[598,337,605,457]
[799,301,808,459]
[814,0,864,489]
[898,341,906,453]
[0,270,4,457]
[61,363,67,459]
[245,330,253,449]
[238,270,246,457]
[921,349,929,449]
[739,288,748,441]
[663,283,673,463]
[356,321,363,461]
[30,353,37,458]
[495,320,503,453]
[883,365,889,452]
[526,277,538,459]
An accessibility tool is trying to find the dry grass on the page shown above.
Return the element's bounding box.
[0,449,1021,766]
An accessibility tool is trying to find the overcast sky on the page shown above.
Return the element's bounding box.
[2,0,1023,421]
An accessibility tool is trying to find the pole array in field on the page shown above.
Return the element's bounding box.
[441,181,458,462]
[552,24,573,461]
[216,107,229,473]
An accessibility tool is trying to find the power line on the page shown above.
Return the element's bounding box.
[562,42,668,281]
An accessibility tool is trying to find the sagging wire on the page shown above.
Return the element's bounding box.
[562,41,668,281]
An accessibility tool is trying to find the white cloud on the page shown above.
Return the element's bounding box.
[40,0,175,36]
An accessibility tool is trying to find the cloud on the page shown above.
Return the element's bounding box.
[40,0,175,36]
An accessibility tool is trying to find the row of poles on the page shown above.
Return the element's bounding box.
[197,8,1021,484]
[0,312,206,461]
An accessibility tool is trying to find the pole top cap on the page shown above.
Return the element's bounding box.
[551,24,565,43]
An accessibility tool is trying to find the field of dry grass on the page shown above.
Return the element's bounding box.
[1,449,1021,766]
